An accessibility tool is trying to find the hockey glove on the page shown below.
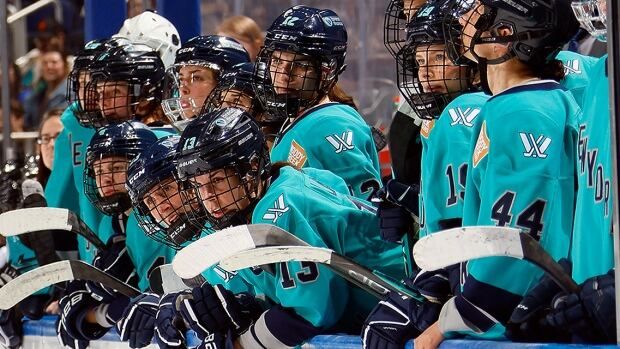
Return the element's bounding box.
[56,316,89,349]
[362,291,441,349]
[411,268,452,304]
[58,280,106,340]
[87,234,138,303]
[0,264,18,288]
[178,284,261,340]
[546,269,615,343]
[116,293,159,348]
[155,293,188,349]
[0,308,22,349]
[506,259,571,343]
[0,164,22,214]
[374,180,418,243]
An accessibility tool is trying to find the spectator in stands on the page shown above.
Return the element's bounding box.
[23,46,70,130]
[0,100,25,133]
[0,63,24,104]
[217,15,264,61]
[36,109,63,187]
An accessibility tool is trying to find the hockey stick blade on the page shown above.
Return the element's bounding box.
[0,207,105,250]
[0,260,139,310]
[149,264,206,294]
[218,245,422,300]
[173,224,307,279]
[412,226,579,293]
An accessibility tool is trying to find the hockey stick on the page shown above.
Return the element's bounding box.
[0,260,140,310]
[149,264,206,294]
[412,226,580,293]
[0,207,105,250]
[173,224,425,301]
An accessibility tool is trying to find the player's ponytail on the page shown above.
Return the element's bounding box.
[328,83,358,110]
[530,58,565,82]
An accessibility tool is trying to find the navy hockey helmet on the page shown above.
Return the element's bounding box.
[127,135,205,249]
[161,35,251,123]
[176,108,270,234]
[396,0,472,119]
[254,6,348,120]
[85,43,166,128]
[84,121,158,215]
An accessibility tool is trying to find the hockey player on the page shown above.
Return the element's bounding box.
[126,134,259,348]
[362,2,490,347]
[410,0,580,347]
[161,35,250,128]
[254,6,382,200]
[58,122,176,349]
[509,0,615,343]
[171,108,405,347]
[203,62,282,147]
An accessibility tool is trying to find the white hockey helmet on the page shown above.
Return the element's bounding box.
[115,10,181,68]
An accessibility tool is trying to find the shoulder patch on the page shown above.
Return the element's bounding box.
[325,131,354,153]
[473,121,489,168]
[288,140,307,168]
[519,132,551,159]
[262,194,290,223]
[420,120,435,138]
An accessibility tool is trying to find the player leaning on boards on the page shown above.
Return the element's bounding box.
[162,107,404,348]
[254,6,383,200]
[409,0,581,347]
[125,134,259,348]
[509,0,615,343]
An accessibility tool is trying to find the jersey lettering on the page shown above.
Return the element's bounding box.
[577,124,611,216]
[70,133,83,166]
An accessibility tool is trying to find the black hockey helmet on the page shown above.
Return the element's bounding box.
[384,0,428,58]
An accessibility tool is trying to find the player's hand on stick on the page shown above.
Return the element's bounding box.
[155,293,188,349]
[373,180,418,243]
[116,292,159,348]
[177,284,260,340]
[546,269,615,343]
[506,259,571,342]
[56,316,89,349]
[59,280,105,340]
[362,291,440,349]
[87,234,138,303]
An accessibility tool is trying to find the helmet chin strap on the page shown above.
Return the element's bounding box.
[478,57,492,95]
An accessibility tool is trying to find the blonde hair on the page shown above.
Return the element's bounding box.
[217,16,264,44]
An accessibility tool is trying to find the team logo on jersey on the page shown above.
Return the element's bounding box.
[563,60,582,75]
[326,131,354,153]
[448,107,480,127]
[288,140,307,168]
[519,133,551,158]
[420,120,435,138]
[262,194,290,223]
[472,121,489,167]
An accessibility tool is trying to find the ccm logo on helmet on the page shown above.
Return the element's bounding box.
[128,168,145,185]
[274,33,298,41]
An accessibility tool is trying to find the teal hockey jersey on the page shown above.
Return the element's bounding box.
[419,92,489,236]
[270,103,382,200]
[556,50,598,109]
[571,55,614,284]
[45,104,105,263]
[442,80,580,339]
[241,166,405,339]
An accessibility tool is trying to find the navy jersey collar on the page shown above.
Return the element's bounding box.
[489,80,564,101]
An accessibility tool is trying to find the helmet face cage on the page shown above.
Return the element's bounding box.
[161,62,219,123]
[67,68,103,127]
[397,42,470,119]
[84,153,134,215]
[185,161,263,233]
[442,0,484,64]
[572,0,607,42]
[384,0,428,58]
[254,48,327,120]
[133,175,208,249]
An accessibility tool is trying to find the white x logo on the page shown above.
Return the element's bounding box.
[520,133,552,158]
[326,131,354,153]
